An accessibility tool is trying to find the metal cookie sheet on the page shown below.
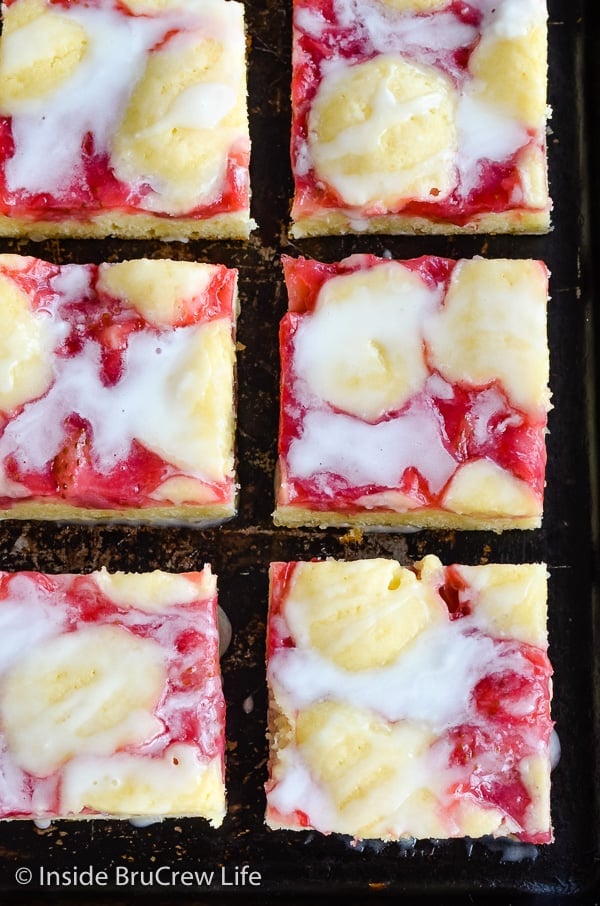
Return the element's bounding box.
[0,0,598,903]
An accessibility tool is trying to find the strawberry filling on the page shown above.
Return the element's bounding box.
[0,117,249,221]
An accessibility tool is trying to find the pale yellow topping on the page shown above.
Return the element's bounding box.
[297,263,434,420]
[61,746,225,822]
[93,567,215,613]
[520,753,551,835]
[158,319,235,482]
[0,272,55,413]
[442,459,541,518]
[453,562,548,648]
[308,54,457,208]
[452,799,508,838]
[469,26,547,130]
[0,0,88,111]
[97,259,216,327]
[0,0,44,29]
[377,0,446,10]
[285,559,445,671]
[0,625,166,776]
[426,258,549,414]
[297,701,435,838]
[517,144,549,209]
[392,787,450,839]
[111,31,247,214]
[150,475,222,505]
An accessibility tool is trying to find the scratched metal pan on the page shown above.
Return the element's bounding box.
[0,0,598,903]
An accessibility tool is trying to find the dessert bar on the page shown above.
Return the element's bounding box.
[0,0,253,239]
[290,0,550,236]
[274,254,550,531]
[0,566,226,823]
[266,556,554,843]
[0,254,238,523]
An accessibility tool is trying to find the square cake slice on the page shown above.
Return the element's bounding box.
[274,254,550,531]
[0,566,226,823]
[266,556,554,843]
[0,254,238,524]
[290,0,550,237]
[0,0,253,240]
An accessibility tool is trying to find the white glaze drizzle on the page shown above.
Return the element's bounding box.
[0,304,230,483]
[269,614,519,731]
[286,405,457,495]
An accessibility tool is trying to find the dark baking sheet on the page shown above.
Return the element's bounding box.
[0,0,599,903]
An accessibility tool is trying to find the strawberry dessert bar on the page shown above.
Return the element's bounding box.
[0,254,238,523]
[274,254,550,531]
[0,0,253,239]
[0,566,226,823]
[290,0,550,237]
[266,556,554,843]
